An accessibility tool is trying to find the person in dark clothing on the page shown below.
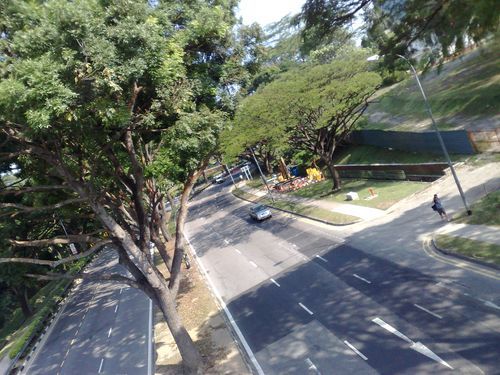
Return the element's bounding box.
[433,194,449,221]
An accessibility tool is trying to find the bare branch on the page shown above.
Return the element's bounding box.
[25,271,140,289]
[9,232,103,247]
[0,197,86,216]
[0,185,69,196]
[0,240,111,267]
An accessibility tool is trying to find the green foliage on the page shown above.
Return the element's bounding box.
[147,108,227,183]
[298,0,500,66]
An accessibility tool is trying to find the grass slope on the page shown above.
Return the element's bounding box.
[365,39,500,131]
[333,145,468,165]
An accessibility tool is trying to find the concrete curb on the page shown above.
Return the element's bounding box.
[430,235,500,272]
[232,190,360,227]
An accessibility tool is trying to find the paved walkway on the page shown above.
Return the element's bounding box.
[238,184,385,221]
[435,223,500,245]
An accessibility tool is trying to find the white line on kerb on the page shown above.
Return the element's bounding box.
[249,261,258,268]
[107,327,113,338]
[315,255,328,262]
[235,249,242,254]
[298,302,314,315]
[270,278,281,287]
[344,340,368,360]
[184,235,265,375]
[414,304,443,319]
[98,358,104,373]
[353,274,372,284]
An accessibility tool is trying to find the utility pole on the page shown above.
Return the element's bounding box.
[224,164,236,187]
[395,54,471,215]
[249,147,274,202]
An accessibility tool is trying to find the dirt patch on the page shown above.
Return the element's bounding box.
[154,242,250,374]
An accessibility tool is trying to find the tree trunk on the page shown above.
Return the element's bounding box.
[154,283,203,374]
[325,160,341,191]
[14,287,33,318]
[158,198,172,242]
[168,172,198,298]
[264,153,272,175]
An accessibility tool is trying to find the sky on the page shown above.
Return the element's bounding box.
[237,0,305,27]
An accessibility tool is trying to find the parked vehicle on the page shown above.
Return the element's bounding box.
[249,204,272,221]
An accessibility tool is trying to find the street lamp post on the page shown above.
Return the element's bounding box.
[367,54,471,215]
[249,147,275,202]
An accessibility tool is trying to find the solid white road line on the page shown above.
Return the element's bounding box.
[119,288,123,294]
[98,358,104,373]
[315,255,328,263]
[114,304,119,313]
[344,340,368,361]
[305,358,322,374]
[107,327,113,338]
[353,274,372,284]
[184,235,265,375]
[249,261,258,268]
[70,339,75,346]
[372,317,412,344]
[60,360,65,368]
[298,302,314,315]
[270,278,281,287]
[234,249,242,254]
[414,304,443,319]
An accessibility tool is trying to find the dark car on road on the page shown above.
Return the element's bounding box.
[249,204,272,221]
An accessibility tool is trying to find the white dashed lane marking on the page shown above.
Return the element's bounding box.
[414,303,443,319]
[270,278,281,287]
[353,274,372,284]
[344,340,368,361]
[298,302,314,315]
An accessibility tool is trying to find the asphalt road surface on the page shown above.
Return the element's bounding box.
[26,248,151,375]
[186,182,500,374]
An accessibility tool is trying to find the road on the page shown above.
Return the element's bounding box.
[186,180,500,374]
[26,248,151,375]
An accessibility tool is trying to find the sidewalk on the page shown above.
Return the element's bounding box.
[435,223,500,246]
[238,184,385,221]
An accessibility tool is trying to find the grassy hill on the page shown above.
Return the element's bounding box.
[364,39,500,132]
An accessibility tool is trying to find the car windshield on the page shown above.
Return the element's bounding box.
[252,205,267,212]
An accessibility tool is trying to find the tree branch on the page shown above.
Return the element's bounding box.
[0,239,111,267]
[0,197,87,215]
[0,185,69,196]
[25,271,140,289]
[9,233,103,247]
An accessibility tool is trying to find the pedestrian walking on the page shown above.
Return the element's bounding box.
[432,194,449,221]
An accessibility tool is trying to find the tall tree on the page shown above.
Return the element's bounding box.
[297,0,500,63]
[0,0,240,372]
[227,51,381,190]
